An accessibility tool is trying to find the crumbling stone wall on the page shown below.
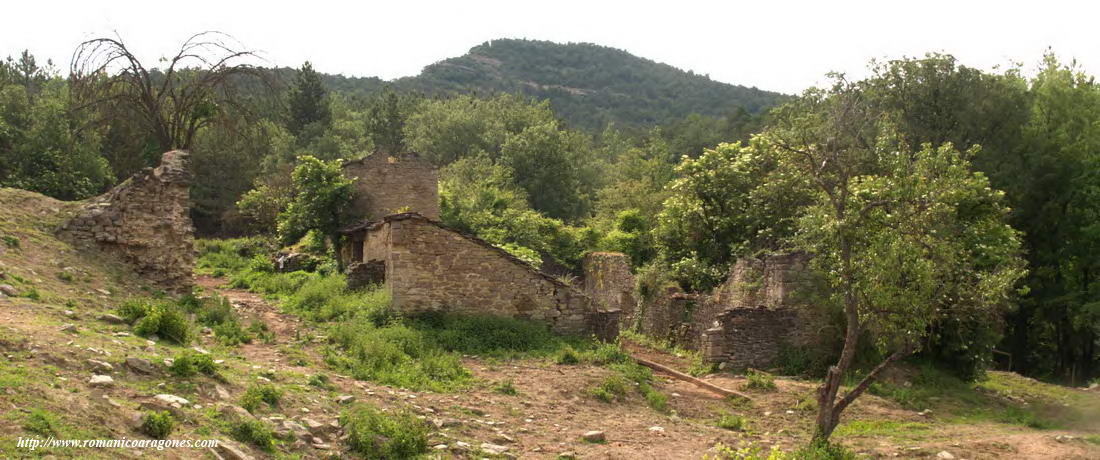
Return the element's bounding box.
[701,306,812,369]
[713,252,812,309]
[58,151,195,290]
[637,252,818,365]
[347,213,616,338]
[342,152,440,221]
[582,252,637,319]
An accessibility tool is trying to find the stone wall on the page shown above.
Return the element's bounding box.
[350,213,616,338]
[701,306,811,369]
[713,252,812,309]
[58,151,195,291]
[636,252,818,367]
[342,152,439,221]
[582,252,637,319]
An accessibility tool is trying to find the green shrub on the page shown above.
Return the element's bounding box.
[213,320,252,346]
[793,440,857,459]
[342,404,428,459]
[117,298,152,324]
[494,379,518,395]
[2,235,19,248]
[588,342,631,365]
[230,419,276,451]
[141,411,175,439]
[240,384,283,413]
[744,369,777,392]
[775,341,830,377]
[715,412,747,431]
[590,375,630,402]
[307,374,335,390]
[134,304,194,344]
[555,346,581,365]
[168,350,218,378]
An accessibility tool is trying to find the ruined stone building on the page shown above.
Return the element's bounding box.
[57,150,196,291]
[582,252,637,321]
[342,151,440,221]
[638,252,822,370]
[338,213,619,340]
[336,151,620,339]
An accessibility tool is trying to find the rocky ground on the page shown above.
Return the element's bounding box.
[1,187,1099,459]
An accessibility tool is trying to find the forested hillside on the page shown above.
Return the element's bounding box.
[395,39,783,129]
[271,39,783,130]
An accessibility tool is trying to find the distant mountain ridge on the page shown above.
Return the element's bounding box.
[296,38,786,130]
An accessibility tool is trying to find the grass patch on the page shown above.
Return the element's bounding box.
[307,374,335,390]
[743,369,777,392]
[590,375,630,402]
[240,384,283,413]
[866,363,1079,429]
[715,412,747,431]
[23,408,60,436]
[342,404,428,460]
[834,419,932,440]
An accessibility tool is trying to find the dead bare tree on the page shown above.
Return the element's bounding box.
[70,31,267,152]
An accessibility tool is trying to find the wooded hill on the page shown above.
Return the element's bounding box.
[281,38,785,130]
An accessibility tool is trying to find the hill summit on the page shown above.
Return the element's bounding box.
[395,39,784,129]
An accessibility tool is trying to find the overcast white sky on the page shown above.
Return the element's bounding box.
[2,0,1096,94]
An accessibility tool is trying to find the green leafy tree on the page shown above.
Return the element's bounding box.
[764,80,1025,443]
[439,154,593,269]
[275,155,355,245]
[654,141,807,290]
[0,54,111,199]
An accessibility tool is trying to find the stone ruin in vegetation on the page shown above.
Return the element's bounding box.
[639,252,821,369]
[337,150,621,340]
[57,150,196,291]
[334,148,824,355]
[339,213,620,340]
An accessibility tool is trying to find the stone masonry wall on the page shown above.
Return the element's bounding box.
[582,252,637,320]
[637,252,817,365]
[359,213,614,338]
[342,152,440,221]
[58,151,195,291]
[701,306,811,369]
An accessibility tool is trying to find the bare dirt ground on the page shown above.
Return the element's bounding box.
[192,275,1100,459]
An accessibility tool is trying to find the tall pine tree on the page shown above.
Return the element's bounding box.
[286,61,331,136]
